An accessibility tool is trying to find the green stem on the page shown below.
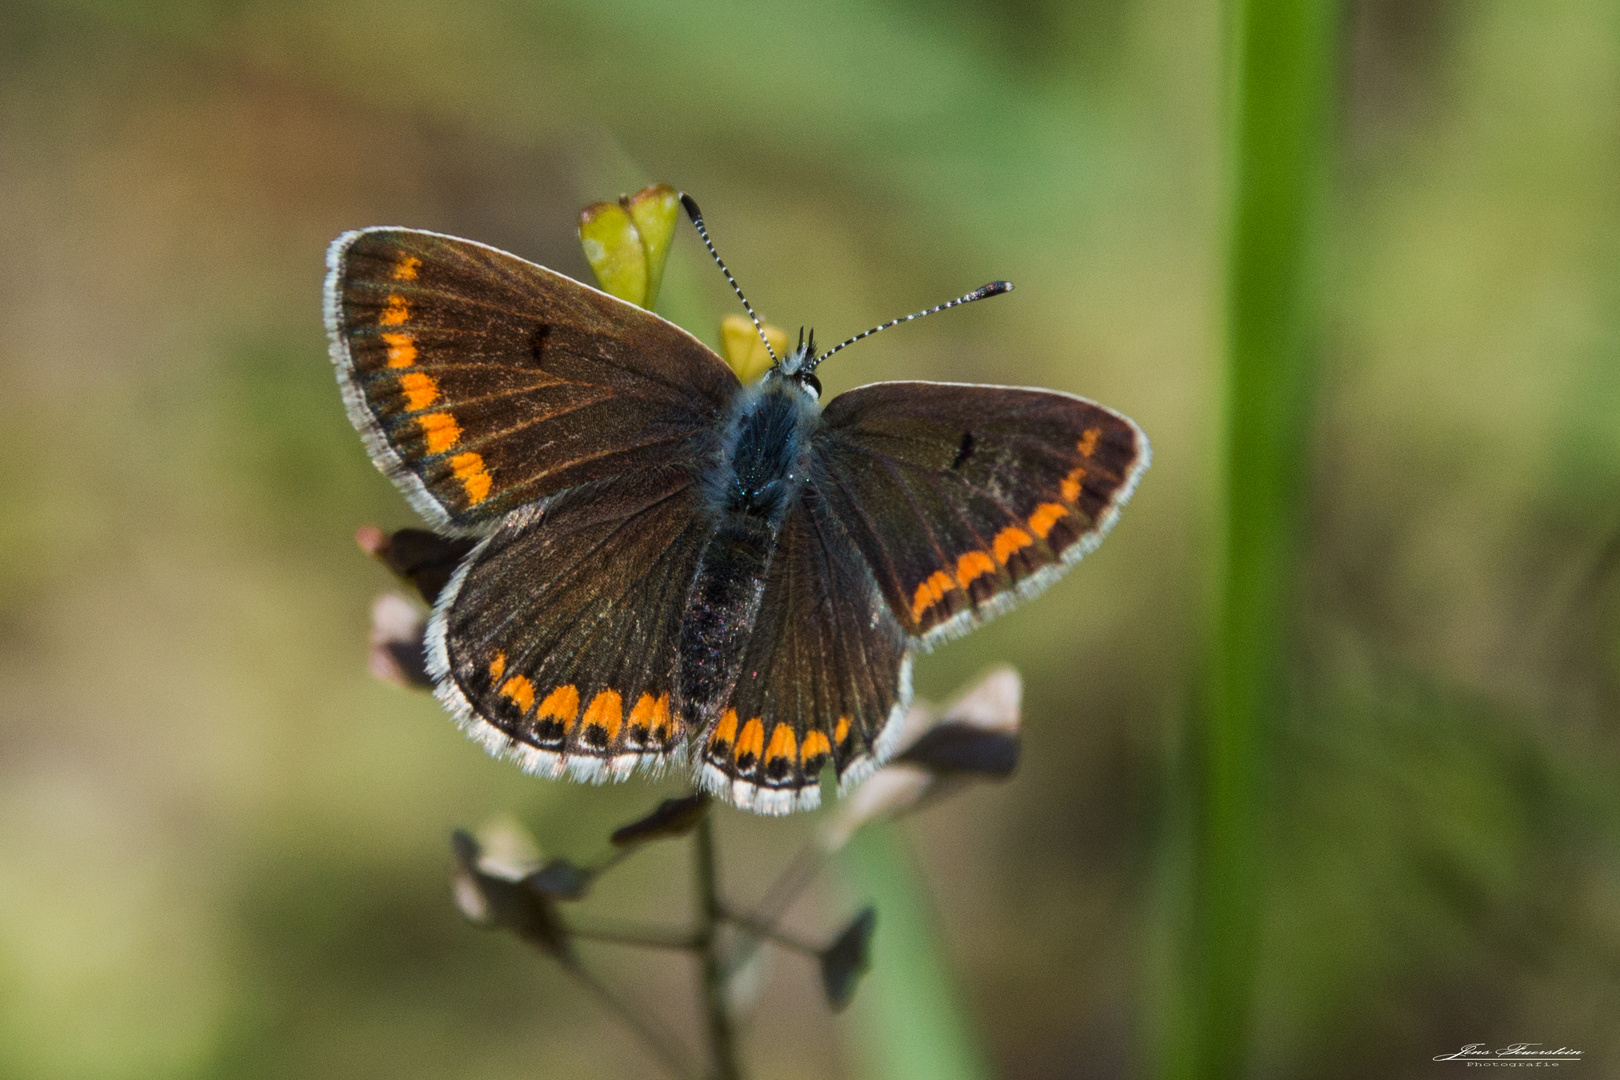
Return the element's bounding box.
[694,815,743,1080]
[1166,1,1338,1078]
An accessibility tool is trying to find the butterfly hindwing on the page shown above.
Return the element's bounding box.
[815,381,1150,645]
[426,464,711,780]
[325,228,739,531]
[698,494,911,814]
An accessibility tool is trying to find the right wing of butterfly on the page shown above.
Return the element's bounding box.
[427,464,713,782]
[325,227,740,531]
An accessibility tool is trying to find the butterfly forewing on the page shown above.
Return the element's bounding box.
[427,465,711,780]
[698,495,911,815]
[816,381,1149,646]
[326,228,738,530]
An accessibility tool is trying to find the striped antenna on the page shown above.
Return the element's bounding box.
[809,281,1013,372]
[679,193,778,365]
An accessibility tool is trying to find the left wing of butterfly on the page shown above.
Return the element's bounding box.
[697,493,912,814]
[814,381,1150,647]
[324,228,739,532]
[695,380,1149,814]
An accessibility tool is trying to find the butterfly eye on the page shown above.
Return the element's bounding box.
[803,372,822,398]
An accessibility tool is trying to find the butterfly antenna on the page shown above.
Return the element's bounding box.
[809,281,1013,372]
[680,193,779,365]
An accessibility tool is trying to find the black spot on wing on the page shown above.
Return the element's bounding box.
[951,430,975,471]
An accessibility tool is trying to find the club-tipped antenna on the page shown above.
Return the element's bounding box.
[809,281,1014,372]
[680,192,778,365]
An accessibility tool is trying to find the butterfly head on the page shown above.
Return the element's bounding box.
[772,327,823,400]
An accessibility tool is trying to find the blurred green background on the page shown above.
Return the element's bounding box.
[2,0,1618,1077]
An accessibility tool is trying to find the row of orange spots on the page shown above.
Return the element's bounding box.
[912,524,1043,620]
[373,269,493,507]
[906,428,1101,624]
[495,671,677,749]
[707,714,842,778]
[911,505,1071,621]
[833,716,851,748]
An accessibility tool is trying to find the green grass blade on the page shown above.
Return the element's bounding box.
[842,825,993,1080]
[1163,1,1340,1078]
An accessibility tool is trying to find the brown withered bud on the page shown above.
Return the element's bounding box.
[356,525,476,605]
[368,593,432,690]
[609,794,711,848]
[451,829,572,960]
[820,667,1022,851]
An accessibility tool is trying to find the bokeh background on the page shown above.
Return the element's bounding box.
[2,0,1618,1077]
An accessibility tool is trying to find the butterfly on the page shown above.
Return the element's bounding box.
[324,195,1149,815]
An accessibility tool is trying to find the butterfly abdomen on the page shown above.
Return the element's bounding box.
[678,378,820,733]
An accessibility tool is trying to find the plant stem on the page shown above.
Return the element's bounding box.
[694,814,743,1080]
[719,905,821,957]
[563,956,701,1080]
[566,919,702,951]
[724,843,825,977]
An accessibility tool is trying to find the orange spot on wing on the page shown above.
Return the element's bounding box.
[993,526,1033,564]
[710,708,739,752]
[583,690,623,742]
[735,718,765,768]
[450,452,492,504]
[910,569,956,620]
[499,674,535,713]
[379,294,409,326]
[627,693,657,735]
[1028,502,1068,539]
[382,332,417,367]
[488,652,506,682]
[651,693,673,742]
[1062,466,1087,503]
[1077,428,1100,457]
[833,716,852,748]
[801,730,832,764]
[537,684,580,729]
[399,371,439,411]
[956,550,996,589]
[393,255,422,281]
[418,411,461,454]
[765,724,797,768]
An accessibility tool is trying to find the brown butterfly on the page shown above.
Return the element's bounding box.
[325,196,1149,814]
